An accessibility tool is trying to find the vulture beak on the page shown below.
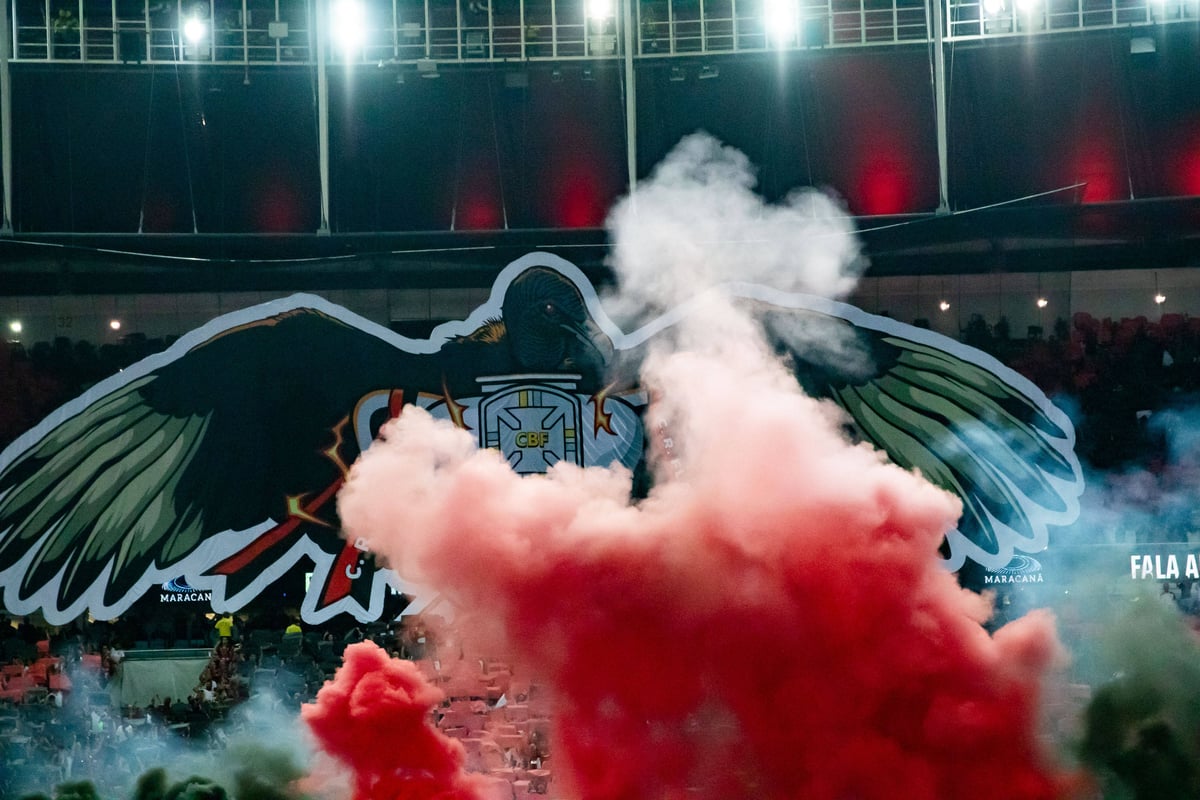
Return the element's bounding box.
[561,317,615,380]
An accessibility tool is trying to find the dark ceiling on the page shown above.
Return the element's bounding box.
[3,24,1200,291]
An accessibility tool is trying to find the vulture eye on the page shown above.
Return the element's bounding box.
[543,301,557,316]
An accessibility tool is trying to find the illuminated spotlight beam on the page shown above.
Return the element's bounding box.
[764,0,797,45]
[331,0,367,56]
[182,16,207,44]
[588,0,614,21]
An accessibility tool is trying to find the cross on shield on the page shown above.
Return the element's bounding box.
[479,378,584,474]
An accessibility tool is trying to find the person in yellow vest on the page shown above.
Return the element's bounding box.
[284,620,302,635]
[213,612,235,642]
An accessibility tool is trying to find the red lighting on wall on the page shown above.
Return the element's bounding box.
[1071,107,1124,203]
[811,55,935,215]
[1168,130,1200,197]
[1181,149,1200,196]
[536,90,622,228]
[556,172,606,228]
[255,179,305,232]
[456,193,503,230]
[1074,148,1122,202]
[856,156,913,216]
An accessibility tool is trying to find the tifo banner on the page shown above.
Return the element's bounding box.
[0,254,1083,624]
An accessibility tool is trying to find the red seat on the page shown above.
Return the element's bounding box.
[0,674,36,702]
[462,713,486,734]
[6,675,36,690]
[27,659,55,685]
[478,776,513,800]
[439,708,468,728]
[488,670,512,695]
[503,704,530,723]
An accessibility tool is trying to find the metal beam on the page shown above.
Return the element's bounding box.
[929,0,950,214]
[1,0,13,233]
[622,0,637,194]
[316,0,331,234]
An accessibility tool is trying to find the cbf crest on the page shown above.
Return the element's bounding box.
[352,375,646,474]
[480,376,583,473]
[414,375,645,474]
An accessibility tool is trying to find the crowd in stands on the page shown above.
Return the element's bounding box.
[0,332,169,450]
[0,610,365,796]
[0,609,559,799]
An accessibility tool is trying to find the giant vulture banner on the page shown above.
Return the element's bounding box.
[0,254,1084,625]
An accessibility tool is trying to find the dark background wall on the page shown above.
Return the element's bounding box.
[10,24,1200,234]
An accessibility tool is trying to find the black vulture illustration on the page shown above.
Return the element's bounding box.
[0,257,1081,623]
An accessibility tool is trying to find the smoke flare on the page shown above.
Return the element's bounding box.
[338,339,1079,799]
[301,640,486,800]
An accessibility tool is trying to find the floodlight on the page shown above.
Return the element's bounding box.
[183,16,207,43]
[1155,293,1167,305]
[110,319,122,331]
[938,300,951,312]
[588,0,614,20]
[1036,297,1048,308]
[8,321,21,334]
[331,0,367,54]
[764,0,797,45]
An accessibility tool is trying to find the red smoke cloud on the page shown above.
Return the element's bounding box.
[337,334,1082,800]
[302,641,487,800]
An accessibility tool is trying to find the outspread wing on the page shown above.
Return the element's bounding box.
[763,304,1083,572]
[0,300,440,622]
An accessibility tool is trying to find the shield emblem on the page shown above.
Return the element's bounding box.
[478,376,584,474]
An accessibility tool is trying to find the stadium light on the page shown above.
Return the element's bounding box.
[183,16,207,44]
[331,0,367,55]
[588,0,614,21]
[764,0,797,45]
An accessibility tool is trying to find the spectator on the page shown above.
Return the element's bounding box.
[1181,583,1200,615]
[213,612,235,642]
